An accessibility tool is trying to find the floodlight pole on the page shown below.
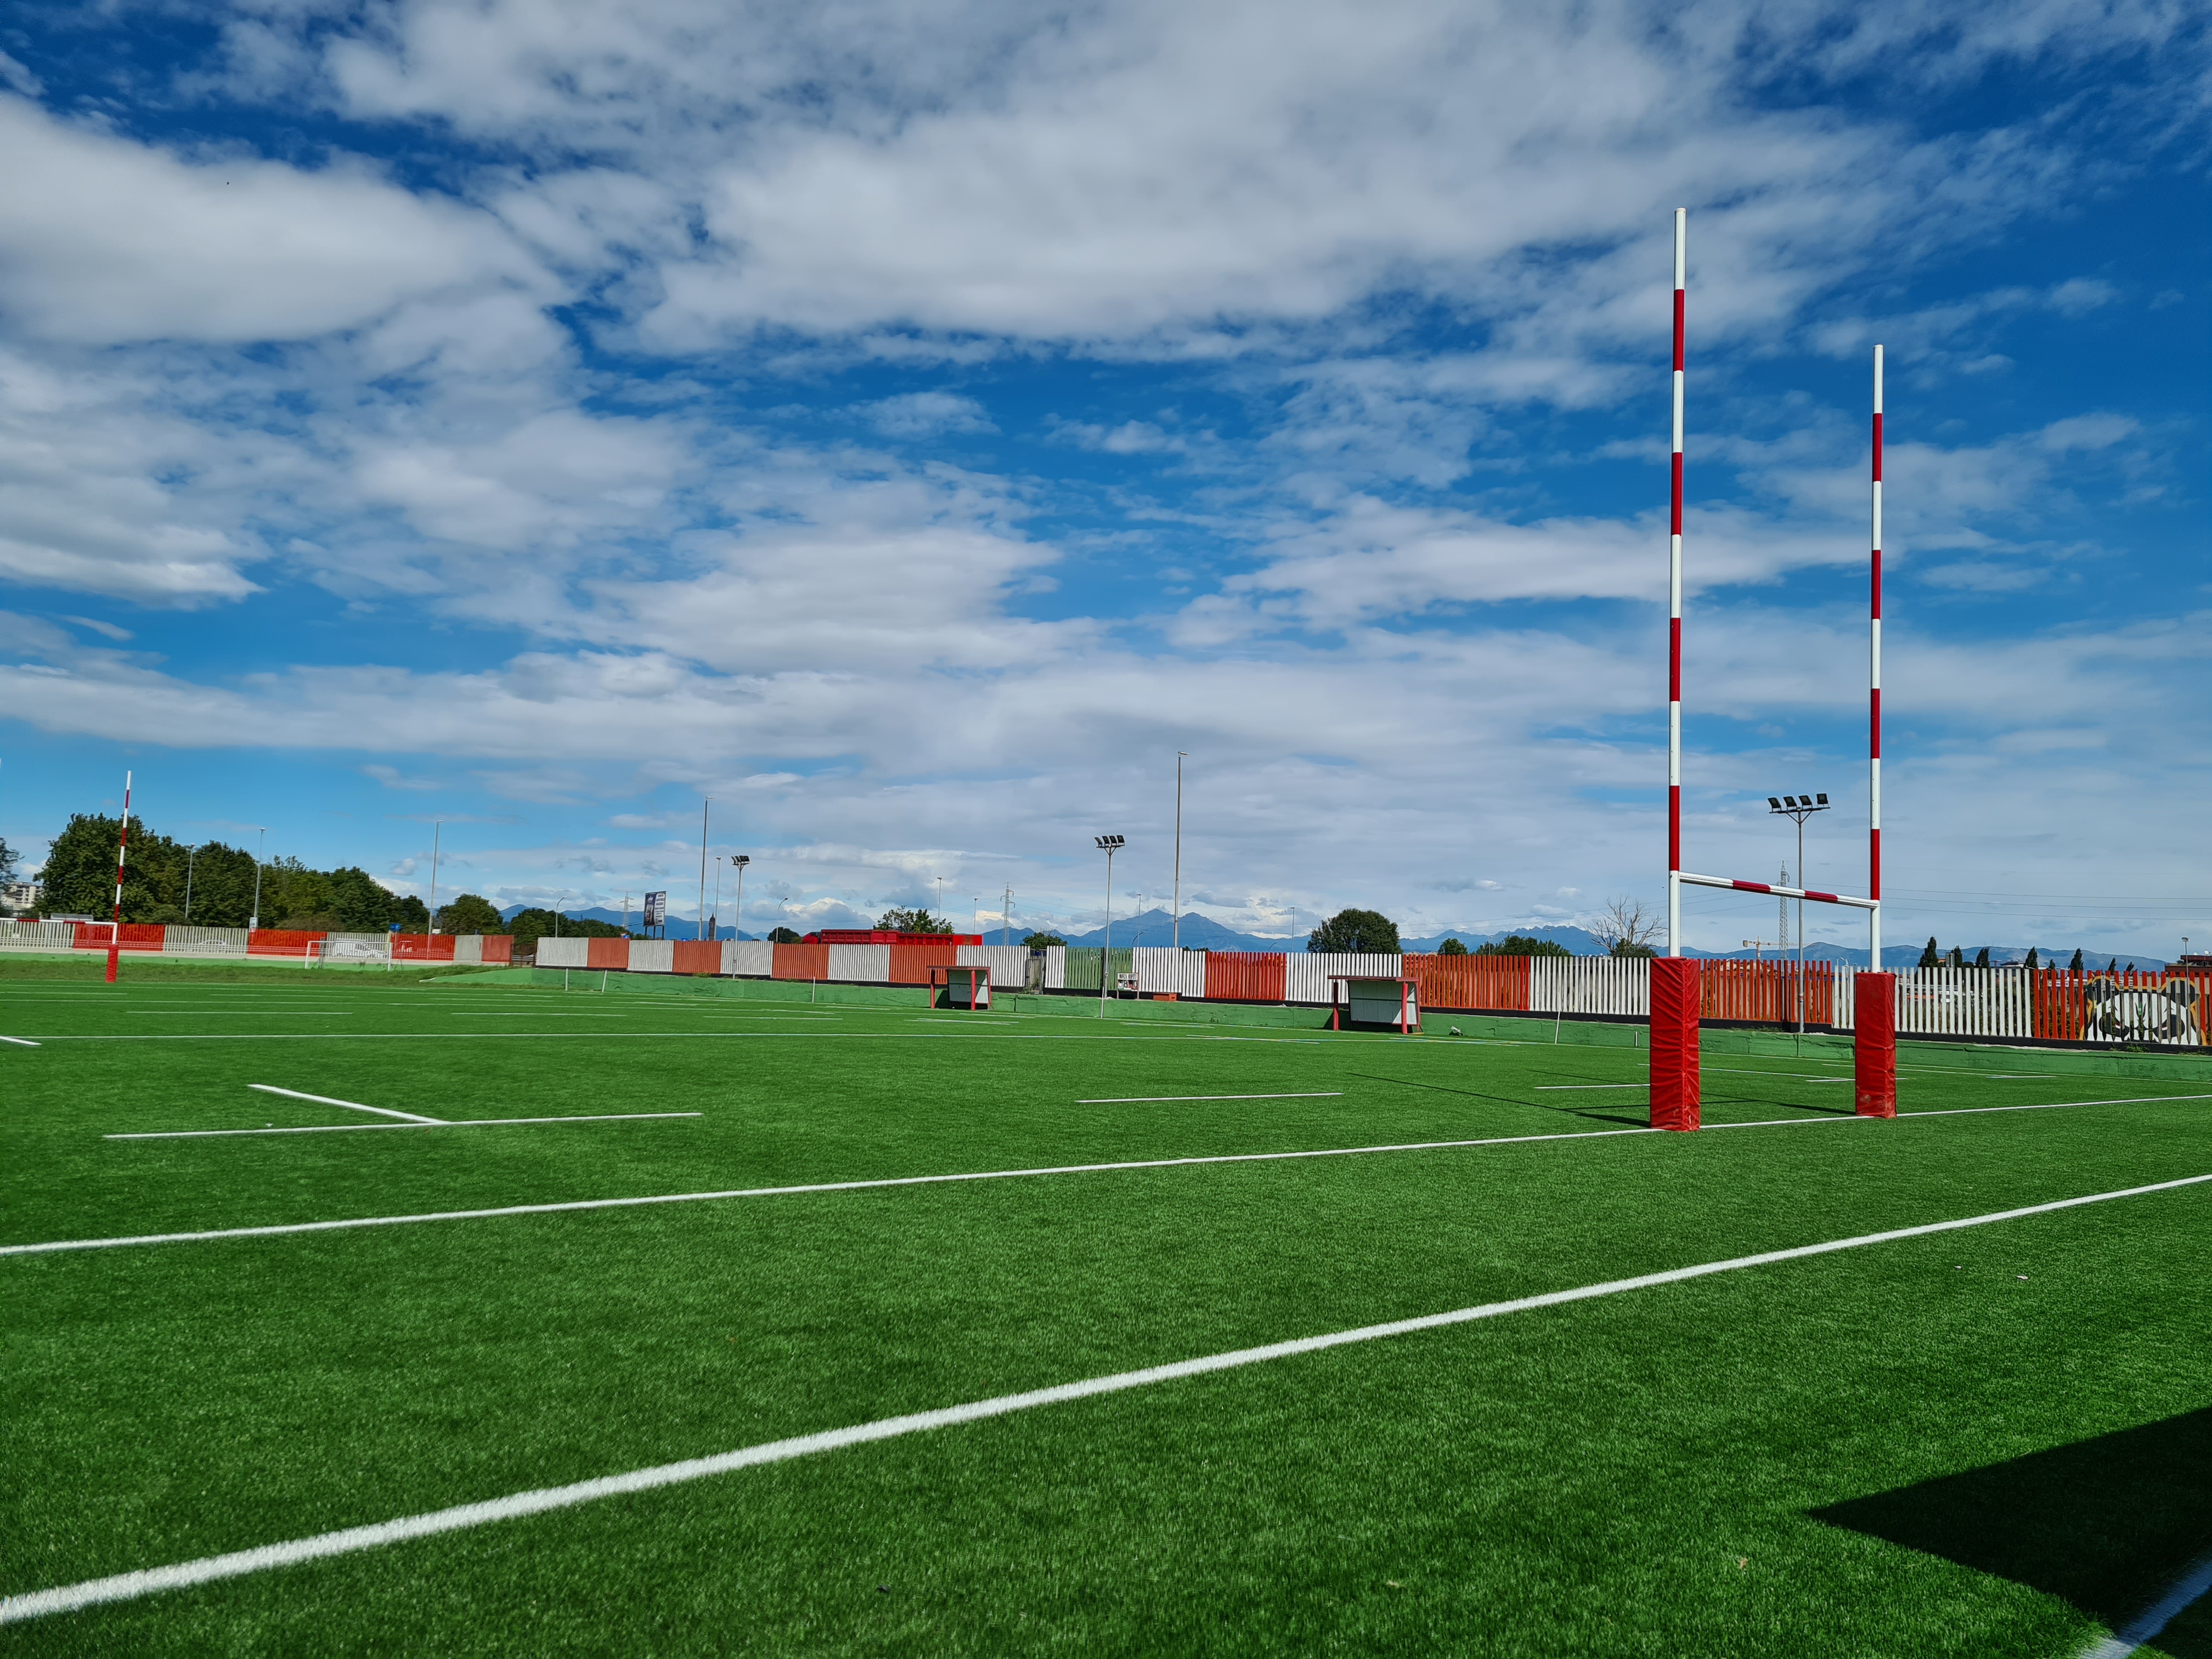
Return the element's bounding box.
[1095,834,1123,1016]
[731,856,748,946]
[697,798,711,942]
[1869,344,1884,973]
[1667,207,1686,958]
[427,820,443,935]
[1002,883,1013,946]
[250,828,266,933]
[184,843,198,922]
[712,856,724,943]
[1172,752,1187,952]
[1767,795,1830,1036]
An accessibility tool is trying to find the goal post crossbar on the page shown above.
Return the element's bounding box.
[1677,873,1877,911]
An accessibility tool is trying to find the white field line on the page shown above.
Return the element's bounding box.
[5,1171,2208,1626]
[105,1113,704,1141]
[1536,1084,1645,1091]
[9,1093,2207,1260]
[0,1035,40,1047]
[247,1085,443,1125]
[1076,1092,1344,1103]
[2079,1549,2212,1658]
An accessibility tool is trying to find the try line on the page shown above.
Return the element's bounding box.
[5,1171,2204,1624]
[1077,1092,1343,1103]
[107,1114,703,1141]
[8,1092,2205,1259]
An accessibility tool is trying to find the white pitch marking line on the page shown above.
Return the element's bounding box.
[10,1092,2208,1260]
[2080,1548,2212,1658]
[6,1171,2207,1626]
[247,1085,444,1125]
[1076,1092,1344,1103]
[105,1113,705,1141]
[1536,1084,1646,1091]
[0,1035,40,1047]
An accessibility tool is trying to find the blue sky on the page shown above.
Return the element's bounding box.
[0,0,2205,956]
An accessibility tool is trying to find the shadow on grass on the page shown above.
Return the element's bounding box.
[1812,1408,2212,1656]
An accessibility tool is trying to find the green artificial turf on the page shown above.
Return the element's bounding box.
[3,975,2209,1655]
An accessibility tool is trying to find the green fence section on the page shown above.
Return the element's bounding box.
[1058,947,1132,992]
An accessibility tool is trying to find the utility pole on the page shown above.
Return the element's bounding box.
[696,798,711,941]
[1002,883,1013,946]
[427,820,443,934]
[1172,752,1187,952]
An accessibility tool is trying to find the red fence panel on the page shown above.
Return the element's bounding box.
[888,942,964,985]
[71,923,166,951]
[772,943,830,981]
[672,940,720,975]
[1697,961,1828,1024]
[248,930,326,957]
[1203,952,1287,1002]
[1405,954,1531,1011]
[585,937,630,971]
[480,935,514,965]
[390,934,456,962]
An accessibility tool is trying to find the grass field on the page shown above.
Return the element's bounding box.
[3,966,2209,1655]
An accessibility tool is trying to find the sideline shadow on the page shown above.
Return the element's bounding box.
[1811,1408,2212,1656]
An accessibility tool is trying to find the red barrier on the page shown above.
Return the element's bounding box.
[772,943,830,981]
[1404,954,1531,1011]
[888,942,963,985]
[1854,972,1896,1117]
[672,940,720,975]
[1649,957,1700,1130]
[1203,952,1287,1002]
[70,923,165,951]
[481,935,514,965]
[390,934,456,962]
[248,930,326,957]
[586,937,630,972]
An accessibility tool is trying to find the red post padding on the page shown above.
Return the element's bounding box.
[1649,956,1701,1131]
[1854,971,1897,1118]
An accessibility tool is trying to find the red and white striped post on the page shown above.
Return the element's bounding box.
[1650,208,1701,1130]
[105,770,132,985]
[1857,346,1897,1116]
[1667,207,1685,957]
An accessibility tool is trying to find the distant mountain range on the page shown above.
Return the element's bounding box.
[496,903,2166,969]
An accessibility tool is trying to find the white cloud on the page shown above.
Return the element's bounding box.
[861,392,996,437]
[0,95,544,347]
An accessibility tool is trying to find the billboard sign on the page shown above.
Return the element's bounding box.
[643,891,667,928]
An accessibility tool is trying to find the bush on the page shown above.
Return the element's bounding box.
[1024,932,1067,948]
[767,926,803,944]
[1477,934,1570,958]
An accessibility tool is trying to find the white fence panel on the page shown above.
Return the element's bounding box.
[318,933,392,963]
[1894,967,2033,1038]
[827,944,892,983]
[161,926,249,955]
[1531,956,1650,1016]
[959,945,1035,989]
[724,940,774,977]
[537,936,589,968]
[1132,946,1207,996]
[1286,953,1402,1005]
[0,920,78,949]
[1043,946,1067,990]
[628,939,674,973]
[452,934,484,964]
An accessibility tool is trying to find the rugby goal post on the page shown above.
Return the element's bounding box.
[1655,210,1895,1130]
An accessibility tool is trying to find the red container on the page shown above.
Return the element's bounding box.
[585,937,630,971]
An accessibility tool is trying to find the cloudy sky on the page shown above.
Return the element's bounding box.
[0,0,2205,954]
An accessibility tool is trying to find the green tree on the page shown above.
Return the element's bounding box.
[0,836,17,885]
[876,907,952,934]
[767,926,803,943]
[1611,940,1658,959]
[1307,908,1400,953]
[1023,931,1066,949]
[435,893,505,934]
[1973,947,1990,969]
[2067,947,2084,973]
[1477,934,1570,958]
[2024,948,2040,970]
[1948,945,1965,969]
[507,907,629,957]
[1435,936,1469,956]
[1918,936,1941,969]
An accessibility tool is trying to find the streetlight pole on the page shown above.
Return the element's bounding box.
[1094,834,1124,1016]
[1767,793,1831,1037]
[1002,883,1013,947]
[554,891,567,939]
[250,827,266,932]
[1172,752,1187,952]
[184,843,198,922]
[731,856,749,945]
[934,875,946,919]
[712,856,724,942]
[426,820,443,935]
